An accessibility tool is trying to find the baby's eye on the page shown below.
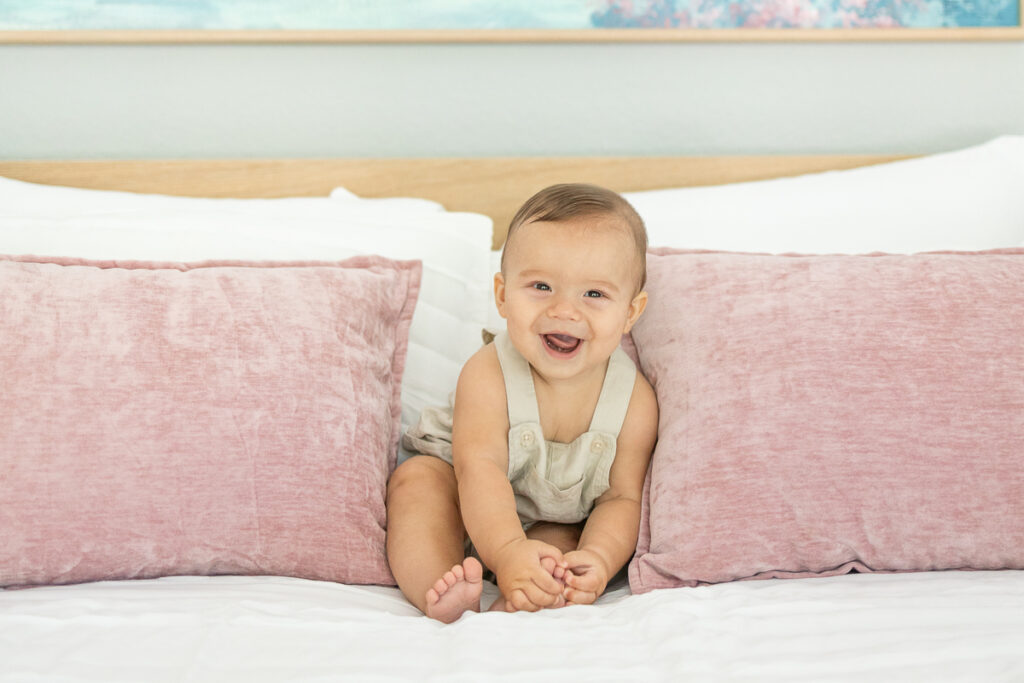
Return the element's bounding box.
[532,282,551,292]
[584,290,604,299]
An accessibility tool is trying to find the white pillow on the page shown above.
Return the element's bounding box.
[0,176,445,219]
[624,136,1024,254]
[329,186,444,214]
[0,178,494,438]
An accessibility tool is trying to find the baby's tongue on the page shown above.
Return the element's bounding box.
[546,334,579,351]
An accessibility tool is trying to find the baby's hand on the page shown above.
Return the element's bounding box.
[560,549,610,605]
[492,539,567,612]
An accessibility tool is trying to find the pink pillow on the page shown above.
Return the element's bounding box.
[628,248,1024,593]
[0,254,420,588]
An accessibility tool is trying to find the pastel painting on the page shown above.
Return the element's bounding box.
[0,0,1018,30]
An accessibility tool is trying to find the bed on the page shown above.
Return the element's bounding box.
[2,139,1023,682]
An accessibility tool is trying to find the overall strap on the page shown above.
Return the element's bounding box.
[494,332,541,427]
[588,347,637,436]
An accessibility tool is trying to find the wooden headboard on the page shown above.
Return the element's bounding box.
[0,156,909,248]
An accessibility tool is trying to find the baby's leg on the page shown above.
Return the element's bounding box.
[525,521,584,555]
[386,455,482,623]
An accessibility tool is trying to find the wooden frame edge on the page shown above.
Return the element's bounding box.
[1,25,1022,44]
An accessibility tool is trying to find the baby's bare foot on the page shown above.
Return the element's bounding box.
[424,557,483,624]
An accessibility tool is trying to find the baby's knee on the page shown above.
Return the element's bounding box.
[387,456,458,505]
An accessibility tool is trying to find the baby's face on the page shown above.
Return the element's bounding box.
[495,215,646,385]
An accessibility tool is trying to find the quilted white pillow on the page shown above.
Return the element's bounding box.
[0,179,494,438]
[624,136,1024,253]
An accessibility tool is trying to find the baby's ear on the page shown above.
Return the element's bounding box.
[493,272,508,319]
[623,290,648,333]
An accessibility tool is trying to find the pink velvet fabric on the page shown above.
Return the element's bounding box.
[628,248,1024,593]
[0,254,420,588]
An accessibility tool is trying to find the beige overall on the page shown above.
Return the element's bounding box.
[402,332,637,528]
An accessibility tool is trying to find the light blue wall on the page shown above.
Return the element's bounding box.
[1,41,1022,159]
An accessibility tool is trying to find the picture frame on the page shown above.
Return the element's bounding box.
[1,0,1021,43]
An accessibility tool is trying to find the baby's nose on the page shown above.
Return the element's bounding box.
[547,298,581,320]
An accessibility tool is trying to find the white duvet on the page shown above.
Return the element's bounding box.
[2,570,1023,682]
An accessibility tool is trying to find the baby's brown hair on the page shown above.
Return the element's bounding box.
[502,183,648,292]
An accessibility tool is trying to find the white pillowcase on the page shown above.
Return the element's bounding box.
[0,175,446,220]
[0,178,494,438]
[624,136,1024,254]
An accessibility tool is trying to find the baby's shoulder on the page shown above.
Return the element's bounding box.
[621,370,658,435]
[456,342,505,395]
[453,341,510,434]
[630,367,656,403]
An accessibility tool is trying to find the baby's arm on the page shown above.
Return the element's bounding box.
[451,346,567,612]
[561,373,658,605]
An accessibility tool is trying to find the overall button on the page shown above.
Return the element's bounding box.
[591,439,605,454]
[521,431,535,447]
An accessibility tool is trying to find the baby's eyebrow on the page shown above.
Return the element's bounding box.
[516,269,549,279]
[588,280,621,293]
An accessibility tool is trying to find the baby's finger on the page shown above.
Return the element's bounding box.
[537,544,567,567]
[564,570,600,592]
[507,589,540,612]
[532,568,565,595]
[539,556,563,578]
[563,586,598,605]
[524,580,564,607]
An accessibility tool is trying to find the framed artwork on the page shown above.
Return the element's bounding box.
[0,0,1021,42]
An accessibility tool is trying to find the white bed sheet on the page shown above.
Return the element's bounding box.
[2,570,1022,682]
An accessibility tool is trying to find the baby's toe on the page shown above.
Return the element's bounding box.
[462,557,483,582]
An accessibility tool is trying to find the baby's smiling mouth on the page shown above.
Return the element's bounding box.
[543,333,582,354]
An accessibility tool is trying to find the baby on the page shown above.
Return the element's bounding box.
[386,183,658,623]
